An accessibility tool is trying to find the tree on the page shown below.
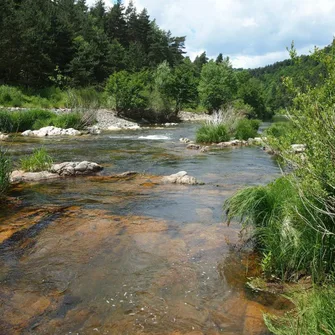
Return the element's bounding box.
[193,52,208,75]
[198,60,237,112]
[105,70,148,114]
[216,53,223,64]
[167,58,198,111]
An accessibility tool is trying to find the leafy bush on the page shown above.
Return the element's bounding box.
[196,124,230,143]
[234,118,261,140]
[0,86,26,107]
[106,70,148,113]
[0,148,12,198]
[265,287,335,335]
[20,148,53,172]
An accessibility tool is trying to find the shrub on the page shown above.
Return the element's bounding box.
[0,86,26,107]
[20,148,53,172]
[234,119,261,140]
[0,148,12,198]
[196,124,230,143]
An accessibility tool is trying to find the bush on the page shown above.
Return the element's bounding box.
[0,148,12,198]
[196,124,230,143]
[265,287,335,335]
[0,86,26,107]
[234,119,261,140]
[20,148,53,172]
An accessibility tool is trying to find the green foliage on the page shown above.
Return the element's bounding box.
[196,124,230,144]
[0,109,54,133]
[0,109,92,133]
[234,119,260,140]
[105,70,148,113]
[198,60,237,112]
[0,85,26,107]
[265,287,335,335]
[0,148,12,198]
[226,42,335,282]
[0,0,186,88]
[20,148,53,172]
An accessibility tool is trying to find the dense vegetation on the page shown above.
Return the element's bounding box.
[0,0,276,121]
[225,43,335,333]
[0,109,94,133]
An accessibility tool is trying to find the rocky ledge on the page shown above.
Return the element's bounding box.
[11,161,103,183]
[22,126,82,137]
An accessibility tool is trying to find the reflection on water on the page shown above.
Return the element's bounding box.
[0,124,285,334]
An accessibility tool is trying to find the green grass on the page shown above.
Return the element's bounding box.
[0,148,12,198]
[20,148,53,172]
[0,85,26,107]
[265,287,335,335]
[196,124,230,143]
[0,109,95,133]
[234,119,261,140]
[224,177,335,281]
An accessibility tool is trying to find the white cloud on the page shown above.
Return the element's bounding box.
[87,0,335,68]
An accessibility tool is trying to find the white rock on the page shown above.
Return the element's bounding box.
[21,126,81,137]
[161,171,201,185]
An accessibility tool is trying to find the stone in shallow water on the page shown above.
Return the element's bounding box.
[161,171,201,185]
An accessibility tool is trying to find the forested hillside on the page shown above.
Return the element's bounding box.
[249,47,328,112]
[0,0,332,121]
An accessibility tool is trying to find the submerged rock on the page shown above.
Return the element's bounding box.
[216,140,248,147]
[161,171,202,185]
[186,144,201,150]
[22,126,81,137]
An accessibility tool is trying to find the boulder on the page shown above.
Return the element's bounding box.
[179,137,191,143]
[50,161,103,176]
[291,144,306,154]
[87,125,101,135]
[10,170,59,183]
[0,132,8,140]
[161,171,202,185]
[22,126,81,137]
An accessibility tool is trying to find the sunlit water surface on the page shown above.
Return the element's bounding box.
[0,124,287,335]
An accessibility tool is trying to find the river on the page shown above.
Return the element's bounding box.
[0,123,287,335]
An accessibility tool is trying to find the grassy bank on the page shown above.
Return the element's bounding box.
[0,109,95,133]
[224,44,335,333]
[0,148,12,199]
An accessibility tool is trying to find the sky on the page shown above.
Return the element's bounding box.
[87,0,335,69]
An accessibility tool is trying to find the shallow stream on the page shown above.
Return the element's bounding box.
[0,123,286,335]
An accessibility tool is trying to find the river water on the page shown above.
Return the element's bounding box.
[0,123,286,335]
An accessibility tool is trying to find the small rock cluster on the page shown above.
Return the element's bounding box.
[22,126,81,137]
[95,109,140,130]
[161,171,202,185]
